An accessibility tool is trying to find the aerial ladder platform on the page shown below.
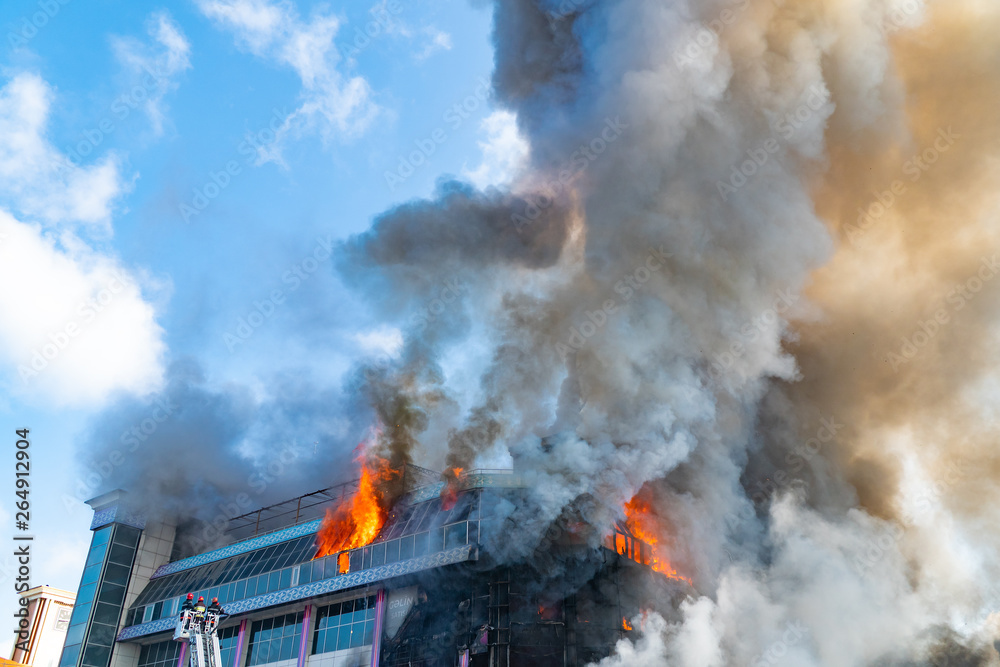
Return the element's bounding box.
[173,598,226,667]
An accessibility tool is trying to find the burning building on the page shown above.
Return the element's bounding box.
[64,0,1000,663]
[57,462,691,667]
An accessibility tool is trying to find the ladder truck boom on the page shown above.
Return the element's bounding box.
[174,595,226,667]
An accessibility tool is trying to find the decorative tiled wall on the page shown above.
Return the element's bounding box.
[118,544,477,642]
[91,505,147,531]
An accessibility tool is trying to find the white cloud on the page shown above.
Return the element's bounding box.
[111,11,192,136]
[414,27,452,61]
[360,1,451,61]
[197,0,378,163]
[0,213,166,406]
[463,110,530,189]
[0,73,167,406]
[0,74,127,230]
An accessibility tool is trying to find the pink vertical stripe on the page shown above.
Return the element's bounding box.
[297,604,312,667]
[176,642,188,667]
[232,618,248,667]
[369,588,386,667]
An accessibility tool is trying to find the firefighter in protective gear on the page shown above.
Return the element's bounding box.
[208,597,222,614]
[193,596,206,614]
[181,593,194,611]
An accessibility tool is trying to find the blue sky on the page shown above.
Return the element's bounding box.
[0,0,525,652]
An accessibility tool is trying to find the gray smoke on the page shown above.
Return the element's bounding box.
[334,0,1000,663]
[81,0,1000,662]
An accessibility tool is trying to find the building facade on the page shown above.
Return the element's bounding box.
[10,586,75,667]
[57,473,682,667]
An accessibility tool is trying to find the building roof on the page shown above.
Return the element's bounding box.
[18,585,75,604]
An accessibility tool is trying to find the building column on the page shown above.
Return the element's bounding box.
[369,588,386,667]
[297,605,312,667]
[233,618,249,667]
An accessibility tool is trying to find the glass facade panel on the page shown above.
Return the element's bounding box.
[137,639,182,667]
[312,595,376,655]
[247,612,303,667]
[219,625,240,667]
[92,602,119,626]
[81,644,110,667]
[130,534,316,609]
[445,523,467,550]
[59,523,141,667]
[81,564,102,586]
[108,542,136,566]
[125,490,484,630]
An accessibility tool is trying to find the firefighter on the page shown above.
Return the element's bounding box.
[208,597,222,614]
[193,596,207,614]
[181,593,194,611]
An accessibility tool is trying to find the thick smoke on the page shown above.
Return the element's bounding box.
[78,359,368,552]
[334,0,1000,663]
[78,0,1000,662]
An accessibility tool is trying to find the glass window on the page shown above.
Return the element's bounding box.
[124,533,322,612]
[279,567,292,589]
[87,622,116,647]
[92,526,112,546]
[336,624,351,651]
[138,639,181,667]
[81,644,111,667]
[107,543,136,566]
[64,623,86,647]
[413,532,429,558]
[92,602,120,626]
[104,562,131,586]
[76,583,97,606]
[385,539,399,564]
[398,535,414,560]
[59,642,81,667]
[114,525,141,547]
[81,564,102,586]
[445,522,467,550]
[247,611,303,666]
[219,625,240,667]
[430,527,444,553]
[312,595,376,655]
[68,602,92,629]
[97,583,126,606]
[85,543,108,567]
[371,542,385,568]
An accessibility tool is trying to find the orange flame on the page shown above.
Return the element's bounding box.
[440,467,464,510]
[314,446,400,561]
[622,617,633,631]
[622,494,693,585]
